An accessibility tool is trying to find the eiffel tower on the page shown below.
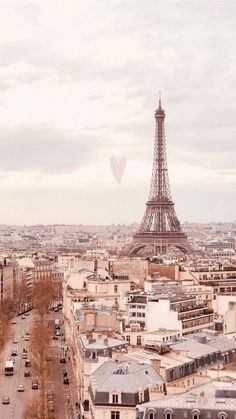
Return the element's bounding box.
[129,97,190,256]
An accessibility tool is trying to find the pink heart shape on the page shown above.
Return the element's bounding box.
[110,156,127,184]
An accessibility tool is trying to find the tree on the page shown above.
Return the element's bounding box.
[0,311,11,353]
[14,281,31,315]
[24,396,40,419]
[0,295,13,367]
[30,322,51,419]
[32,278,55,322]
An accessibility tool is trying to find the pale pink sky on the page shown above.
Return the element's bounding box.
[0,1,235,224]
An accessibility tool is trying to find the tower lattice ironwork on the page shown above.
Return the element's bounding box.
[129,98,190,256]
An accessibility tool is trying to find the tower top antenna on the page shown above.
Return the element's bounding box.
[158,91,162,108]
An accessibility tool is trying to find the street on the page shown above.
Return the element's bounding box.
[0,310,78,419]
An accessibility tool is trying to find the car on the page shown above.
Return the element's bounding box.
[11,349,17,356]
[53,336,58,340]
[63,377,69,384]
[25,360,31,367]
[21,315,26,319]
[13,338,18,344]
[46,389,54,401]
[32,379,38,390]
[17,385,25,392]
[60,357,66,363]
[22,353,27,359]
[48,401,54,412]
[55,330,61,336]
[24,336,30,341]
[25,332,30,336]
[24,370,31,377]
[2,396,10,405]
[11,320,17,324]
[53,307,59,312]
[23,347,28,353]
[25,312,29,316]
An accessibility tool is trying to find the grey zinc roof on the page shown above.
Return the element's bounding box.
[137,381,236,412]
[172,341,217,358]
[90,360,163,394]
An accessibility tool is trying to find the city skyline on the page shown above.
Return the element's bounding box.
[0,1,235,225]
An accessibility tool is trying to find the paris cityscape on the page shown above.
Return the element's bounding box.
[0,1,236,419]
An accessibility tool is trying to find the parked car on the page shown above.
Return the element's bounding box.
[2,396,10,404]
[63,377,69,384]
[13,338,18,344]
[53,336,58,340]
[11,349,17,356]
[21,315,26,319]
[53,307,59,312]
[32,379,39,389]
[22,353,27,359]
[46,389,54,401]
[60,357,66,364]
[55,330,61,336]
[11,320,17,325]
[17,385,25,392]
[24,371,31,377]
[25,360,31,367]
[24,336,29,341]
[48,401,54,412]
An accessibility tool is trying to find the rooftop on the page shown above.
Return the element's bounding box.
[90,360,163,394]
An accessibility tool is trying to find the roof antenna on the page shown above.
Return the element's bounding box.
[159,91,162,108]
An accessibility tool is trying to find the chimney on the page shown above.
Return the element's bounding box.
[151,358,161,375]
[94,258,98,272]
[108,261,113,276]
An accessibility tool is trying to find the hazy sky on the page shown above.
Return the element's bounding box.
[0,0,235,225]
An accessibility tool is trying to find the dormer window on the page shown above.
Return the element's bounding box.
[192,409,200,419]
[112,394,118,404]
[147,409,156,419]
[109,391,121,405]
[164,408,173,419]
[218,413,227,419]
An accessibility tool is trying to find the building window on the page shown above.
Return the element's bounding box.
[218,413,227,419]
[148,411,155,419]
[164,408,173,419]
[112,394,119,404]
[111,412,120,419]
[137,335,142,345]
[114,285,118,293]
[192,409,200,419]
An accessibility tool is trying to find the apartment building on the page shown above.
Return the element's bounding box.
[125,292,214,337]
[179,265,236,294]
[0,259,19,300]
[136,381,236,419]
[127,331,236,388]
[89,360,164,419]
[76,333,128,418]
